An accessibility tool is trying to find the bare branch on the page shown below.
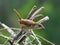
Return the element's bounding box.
[0,33,11,40]
[14,33,27,44]
[30,29,42,45]
[37,16,49,23]
[0,28,21,31]
[0,22,16,37]
[34,14,43,18]
[30,7,44,20]
[0,33,13,45]
[24,37,32,45]
[31,14,43,20]
[27,5,37,19]
[36,35,55,45]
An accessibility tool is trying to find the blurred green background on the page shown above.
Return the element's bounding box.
[0,0,60,45]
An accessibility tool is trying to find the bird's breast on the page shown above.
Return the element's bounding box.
[19,19,36,26]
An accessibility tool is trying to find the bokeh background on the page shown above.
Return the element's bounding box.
[0,0,60,45]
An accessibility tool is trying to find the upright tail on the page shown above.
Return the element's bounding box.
[13,9,21,20]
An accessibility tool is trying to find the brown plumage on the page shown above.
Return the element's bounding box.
[18,19,36,25]
[12,8,44,44]
[13,8,43,29]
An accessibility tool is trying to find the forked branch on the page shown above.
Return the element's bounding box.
[27,5,37,19]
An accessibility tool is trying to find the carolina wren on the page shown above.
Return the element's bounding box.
[12,6,45,44]
[13,9,44,29]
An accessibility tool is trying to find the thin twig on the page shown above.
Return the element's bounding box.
[0,33,11,40]
[14,33,27,45]
[31,14,43,20]
[27,5,37,19]
[36,35,55,45]
[30,7,44,20]
[30,29,42,45]
[0,28,21,31]
[24,37,32,45]
[0,33,13,45]
[34,14,43,18]
[37,16,49,23]
[0,22,16,37]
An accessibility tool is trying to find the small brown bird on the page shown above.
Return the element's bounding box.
[12,6,46,44]
[13,9,44,29]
